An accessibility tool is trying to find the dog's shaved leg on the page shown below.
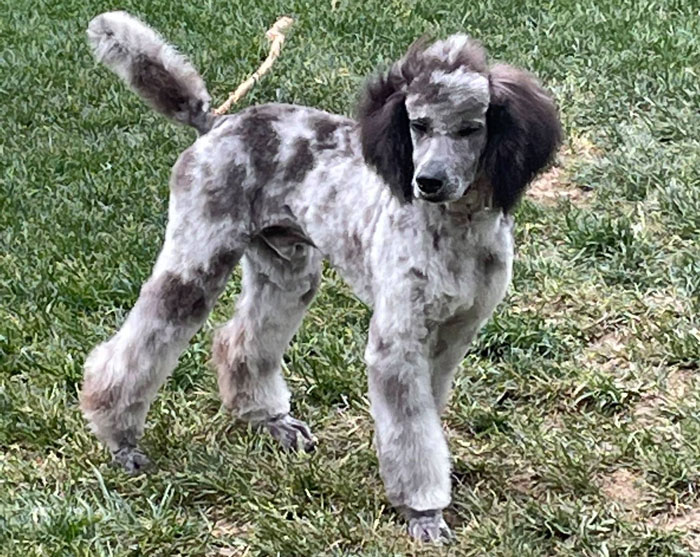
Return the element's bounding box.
[365,312,453,543]
[81,227,243,472]
[213,242,321,452]
[430,313,481,413]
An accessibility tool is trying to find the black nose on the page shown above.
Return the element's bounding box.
[416,176,444,194]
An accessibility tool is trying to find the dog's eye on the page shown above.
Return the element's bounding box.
[410,121,428,134]
[457,126,481,137]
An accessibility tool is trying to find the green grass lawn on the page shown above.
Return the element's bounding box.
[1,0,698,554]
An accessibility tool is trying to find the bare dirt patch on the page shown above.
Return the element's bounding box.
[600,468,647,510]
[527,135,601,206]
[580,328,637,374]
[633,368,696,427]
[508,467,541,497]
[651,508,700,552]
[666,368,695,400]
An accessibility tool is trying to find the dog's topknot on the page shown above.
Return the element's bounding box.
[357,35,489,203]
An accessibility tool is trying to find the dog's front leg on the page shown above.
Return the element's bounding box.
[365,314,453,543]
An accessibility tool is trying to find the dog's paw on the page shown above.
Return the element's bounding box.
[406,509,454,544]
[111,446,150,475]
[264,414,316,453]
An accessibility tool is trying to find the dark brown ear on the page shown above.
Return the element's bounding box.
[482,64,562,212]
[357,68,414,203]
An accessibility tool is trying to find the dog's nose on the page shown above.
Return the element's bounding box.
[416,175,445,195]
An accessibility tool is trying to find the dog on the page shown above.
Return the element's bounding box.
[80,11,561,543]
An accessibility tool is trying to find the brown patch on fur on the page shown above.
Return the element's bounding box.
[413,82,448,105]
[362,207,374,227]
[258,225,314,261]
[313,118,340,150]
[338,124,358,158]
[382,374,418,417]
[480,251,502,276]
[206,163,247,219]
[299,287,315,306]
[432,230,441,251]
[131,55,190,116]
[432,338,448,358]
[343,232,363,262]
[201,248,241,287]
[283,138,315,182]
[219,361,251,411]
[213,324,244,367]
[237,109,280,183]
[158,273,208,322]
[376,336,392,354]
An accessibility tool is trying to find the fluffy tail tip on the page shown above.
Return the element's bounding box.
[87,11,214,133]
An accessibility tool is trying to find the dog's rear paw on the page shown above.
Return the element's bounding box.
[111,446,151,474]
[264,414,316,453]
[406,510,454,544]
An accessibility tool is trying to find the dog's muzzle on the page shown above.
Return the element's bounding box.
[415,168,450,201]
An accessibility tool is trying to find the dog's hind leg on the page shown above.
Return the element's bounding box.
[80,206,244,472]
[213,230,321,452]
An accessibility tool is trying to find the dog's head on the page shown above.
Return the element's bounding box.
[358,35,562,211]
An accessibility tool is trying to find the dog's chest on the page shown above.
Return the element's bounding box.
[402,210,514,323]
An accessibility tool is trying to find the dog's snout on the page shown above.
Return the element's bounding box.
[416,175,445,195]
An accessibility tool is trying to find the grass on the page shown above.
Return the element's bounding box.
[1,0,698,554]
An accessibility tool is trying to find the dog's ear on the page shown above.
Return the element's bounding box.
[358,69,414,203]
[482,64,562,212]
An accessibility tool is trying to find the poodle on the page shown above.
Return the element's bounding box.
[80,11,561,542]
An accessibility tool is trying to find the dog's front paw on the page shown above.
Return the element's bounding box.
[264,414,315,453]
[406,509,453,544]
[111,446,151,474]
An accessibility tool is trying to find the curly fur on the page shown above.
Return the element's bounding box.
[81,13,561,543]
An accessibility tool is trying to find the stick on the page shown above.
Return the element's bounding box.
[213,16,294,115]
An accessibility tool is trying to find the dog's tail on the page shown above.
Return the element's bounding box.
[87,11,215,134]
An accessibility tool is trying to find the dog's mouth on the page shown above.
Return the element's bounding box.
[416,190,451,203]
[414,181,468,204]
